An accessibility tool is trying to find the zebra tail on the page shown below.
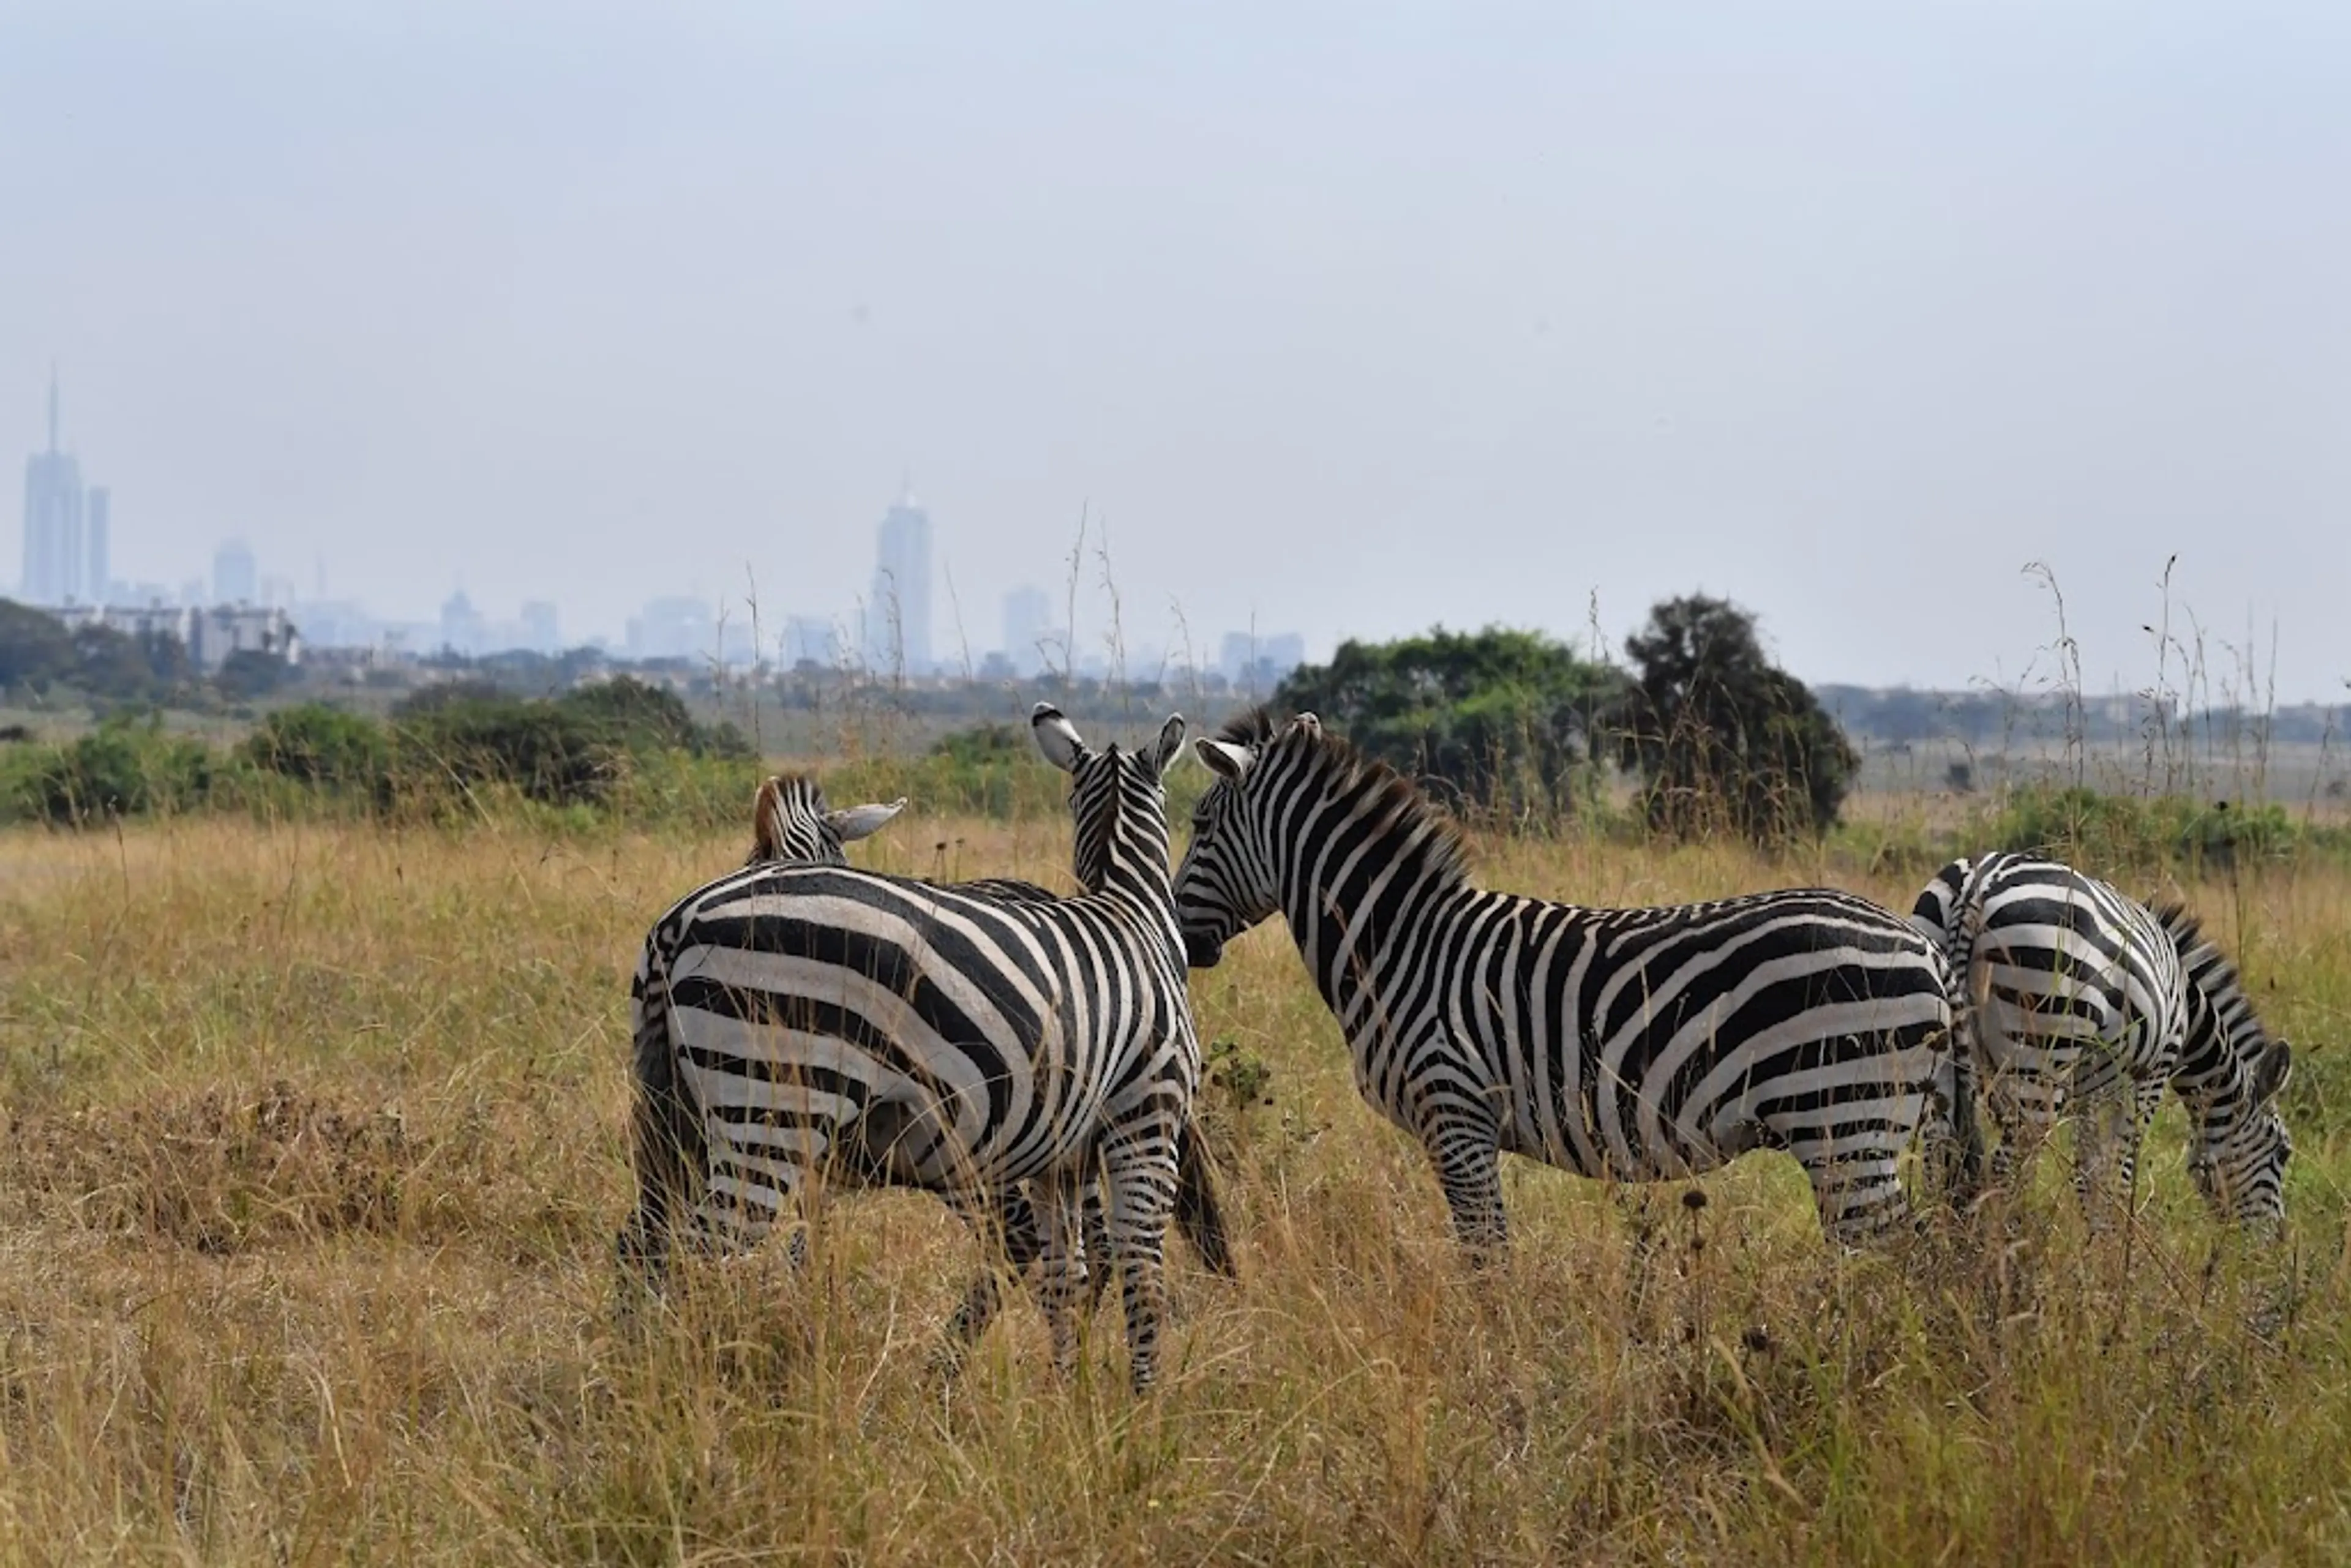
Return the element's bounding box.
[622,937,707,1269]
[1941,896,1993,1203]
[1173,1120,1240,1280]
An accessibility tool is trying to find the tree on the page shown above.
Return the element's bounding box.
[0,599,79,693]
[1271,625,1620,815]
[1613,595,1858,840]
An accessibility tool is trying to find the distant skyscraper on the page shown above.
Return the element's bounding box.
[863,487,934,675]
[439,590,484,656]
[20,371,88,604]
[83,487,110,605]
[214,539,258,606]
[782,615,840,668]
[627,596,714,662]
[1220,629,1308,696]
[520,600,560,655]
[1003,583,1056,677]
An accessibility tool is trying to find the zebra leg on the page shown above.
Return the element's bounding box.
[615,969,704,1297]
[940,1184,1045,1359]
[1035,1166,1091,1378]
[1080,1171,1115,1316]
[1420,1101,1509,1264]
[1098,1119,1182,1394]
[2073,1076,2161,1236]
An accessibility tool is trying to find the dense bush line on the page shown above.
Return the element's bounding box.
[0,677,761,828]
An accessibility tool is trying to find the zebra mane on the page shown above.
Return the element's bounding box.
[2150,897,2273,1049]
[1243,707,1477,893]
[1215,705,1283,746]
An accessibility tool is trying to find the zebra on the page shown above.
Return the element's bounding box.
[1908,852,2192,1228]
[2151,898,2295,1227]
[1171,708,1976,1254]
[735,771,1237,1294]
[1908,854,2295,1231]
[621,706,1201,1390]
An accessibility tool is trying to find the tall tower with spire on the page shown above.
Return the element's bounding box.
[20,367,89,604]
[863,484,935,675]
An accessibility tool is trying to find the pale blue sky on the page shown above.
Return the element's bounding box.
[4,2,2346,697]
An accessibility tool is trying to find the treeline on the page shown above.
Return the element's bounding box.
[0,677,757,827]
[1271,595,1856,842]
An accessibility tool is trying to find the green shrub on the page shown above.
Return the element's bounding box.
[243,704,394,803]
[3,715,217,824]
[1981,784,2301,875]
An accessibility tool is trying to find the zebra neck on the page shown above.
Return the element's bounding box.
[1079,841,1183,958]
[1278,826,1474,1022]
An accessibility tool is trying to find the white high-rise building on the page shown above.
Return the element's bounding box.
[20,372,90,605]
[214,539,259,606]
[863,487,934,675]
[83,487,110,606]
[1002,583,1058,677]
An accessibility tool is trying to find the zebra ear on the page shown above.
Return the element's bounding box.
[1147,714,1187,778]
[2253,1042,2293,1104]
[1194,738,1253,781]
[1032,702,1088,773]
[826,798,907,843]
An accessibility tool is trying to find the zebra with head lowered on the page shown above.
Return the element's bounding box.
[1171,709,1978,1254]
[735,772,1237,1299]
[621,705,1201,1390]
[1910,851,2293,1230]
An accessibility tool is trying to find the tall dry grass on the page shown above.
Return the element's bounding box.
[1,812,2345,1564]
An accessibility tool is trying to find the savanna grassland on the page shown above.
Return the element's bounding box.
[2,805,2348,1566]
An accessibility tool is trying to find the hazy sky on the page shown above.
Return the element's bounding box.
[5,2,2346,699]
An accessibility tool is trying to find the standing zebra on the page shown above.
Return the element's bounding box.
[622,706,1201,1390]
[735,771,1237,1294]
[1908,853,2192,1227]
[1910,855,2294,1229]
[1172,710,1974,1253]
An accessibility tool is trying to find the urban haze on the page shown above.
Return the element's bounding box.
[5,2,2347,700]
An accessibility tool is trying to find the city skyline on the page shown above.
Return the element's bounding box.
[7,6,2345,702]
[10,395,1316,680]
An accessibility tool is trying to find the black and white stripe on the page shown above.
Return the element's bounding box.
[2150,899,2295,1226]
[1910,852,2191,1225]
[1172,710,1973,1251]
[1910,854,2295,1231]
[740,771,1234,1303]
[621,707,1201,1389]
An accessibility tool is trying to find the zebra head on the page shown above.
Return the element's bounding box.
[1030,702,1187,908]
[2155,900,2298,1231]
[2185,1030,2295,1229]
[746,773,908,868]
[1170,708,1318,969]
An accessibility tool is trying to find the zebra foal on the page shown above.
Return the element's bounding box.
[1172,709,1976,1253]
[621,707,1202,1390]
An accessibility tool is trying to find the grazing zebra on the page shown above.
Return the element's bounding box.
[1172,709,1974,1253]
[622,707,1201,1390]
[1909,855,2295,1230]
[2151,898,2295,1226]
[736,771,1237,1295]
[1908,853,2192,1226]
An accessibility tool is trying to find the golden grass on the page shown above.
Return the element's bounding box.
[1,813,2346,1565]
